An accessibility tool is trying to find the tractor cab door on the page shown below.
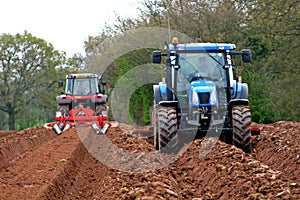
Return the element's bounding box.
[65,78,74,95]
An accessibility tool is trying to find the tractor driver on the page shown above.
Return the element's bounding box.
[78,81,87,90]
[196,55,224,82]
[178,55,215,82]
[77,80,89,95]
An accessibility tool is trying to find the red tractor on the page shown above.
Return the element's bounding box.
[47,73,114,134]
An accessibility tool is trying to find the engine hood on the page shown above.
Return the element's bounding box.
[189,79,218,106]
[190,79,216,93]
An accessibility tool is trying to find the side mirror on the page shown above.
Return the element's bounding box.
[58,80,64,87]
[101,79,107,86]
[241,49,251,63]
[101,80,107,94]
[152,51,162,64]
[98,79,108,94]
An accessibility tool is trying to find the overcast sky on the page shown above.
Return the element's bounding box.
[0,0,140,56]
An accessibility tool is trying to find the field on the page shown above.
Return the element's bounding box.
[0,121,299,199]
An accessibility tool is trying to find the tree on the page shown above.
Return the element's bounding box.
[0,31,66,130]
[139,0,248,43]
[242,0,300,122]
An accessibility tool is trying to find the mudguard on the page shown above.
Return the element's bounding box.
[153,84,178,107]
[240,83,248,99]
[56,96,72,104]
[91,94,107,104]
[232,82,248,100]
[153,85,162,104]
[159,101,178,107]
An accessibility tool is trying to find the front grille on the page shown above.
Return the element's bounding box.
[198,92,210,104]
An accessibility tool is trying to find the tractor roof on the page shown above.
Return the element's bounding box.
[170,43,236,51]
[66,73,99,79]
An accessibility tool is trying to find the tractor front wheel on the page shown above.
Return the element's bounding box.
[232,105,251,153]
[157,107,178,153]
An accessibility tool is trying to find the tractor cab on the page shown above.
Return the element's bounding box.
[62,73,106,96]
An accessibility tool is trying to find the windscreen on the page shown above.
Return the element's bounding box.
[176,52,227,103]
[177,52,225,81]
[65,77,99,95]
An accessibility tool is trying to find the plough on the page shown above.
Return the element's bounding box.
[44,105,117,135]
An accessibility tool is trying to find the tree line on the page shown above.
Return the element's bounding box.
[0,0,299,130]
[85,0,299,124]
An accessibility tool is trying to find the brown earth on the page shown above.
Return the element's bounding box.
[0,121,299,199]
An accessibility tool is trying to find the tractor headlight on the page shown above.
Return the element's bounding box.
[192,90,198,105]
[56,111,62,118]
[210,87,217,105]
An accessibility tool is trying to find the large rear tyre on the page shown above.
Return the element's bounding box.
[95,104,107,116]
[158,107,178,153]
[58,104,69,117]
[232,105,251,153]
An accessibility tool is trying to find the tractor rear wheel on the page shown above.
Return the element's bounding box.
[158,107,178,153]
[58,104,69,117]
[232,105,251,153]
[95,104,107,116]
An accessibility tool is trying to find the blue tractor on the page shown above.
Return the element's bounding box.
[152,38,254,153]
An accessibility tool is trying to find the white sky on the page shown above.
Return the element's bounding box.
[0,0,141,57]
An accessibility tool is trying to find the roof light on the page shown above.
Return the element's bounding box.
[172,37,178,45]
[238,76,242,83]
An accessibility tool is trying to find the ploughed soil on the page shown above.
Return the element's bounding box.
[0,121,299,199]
